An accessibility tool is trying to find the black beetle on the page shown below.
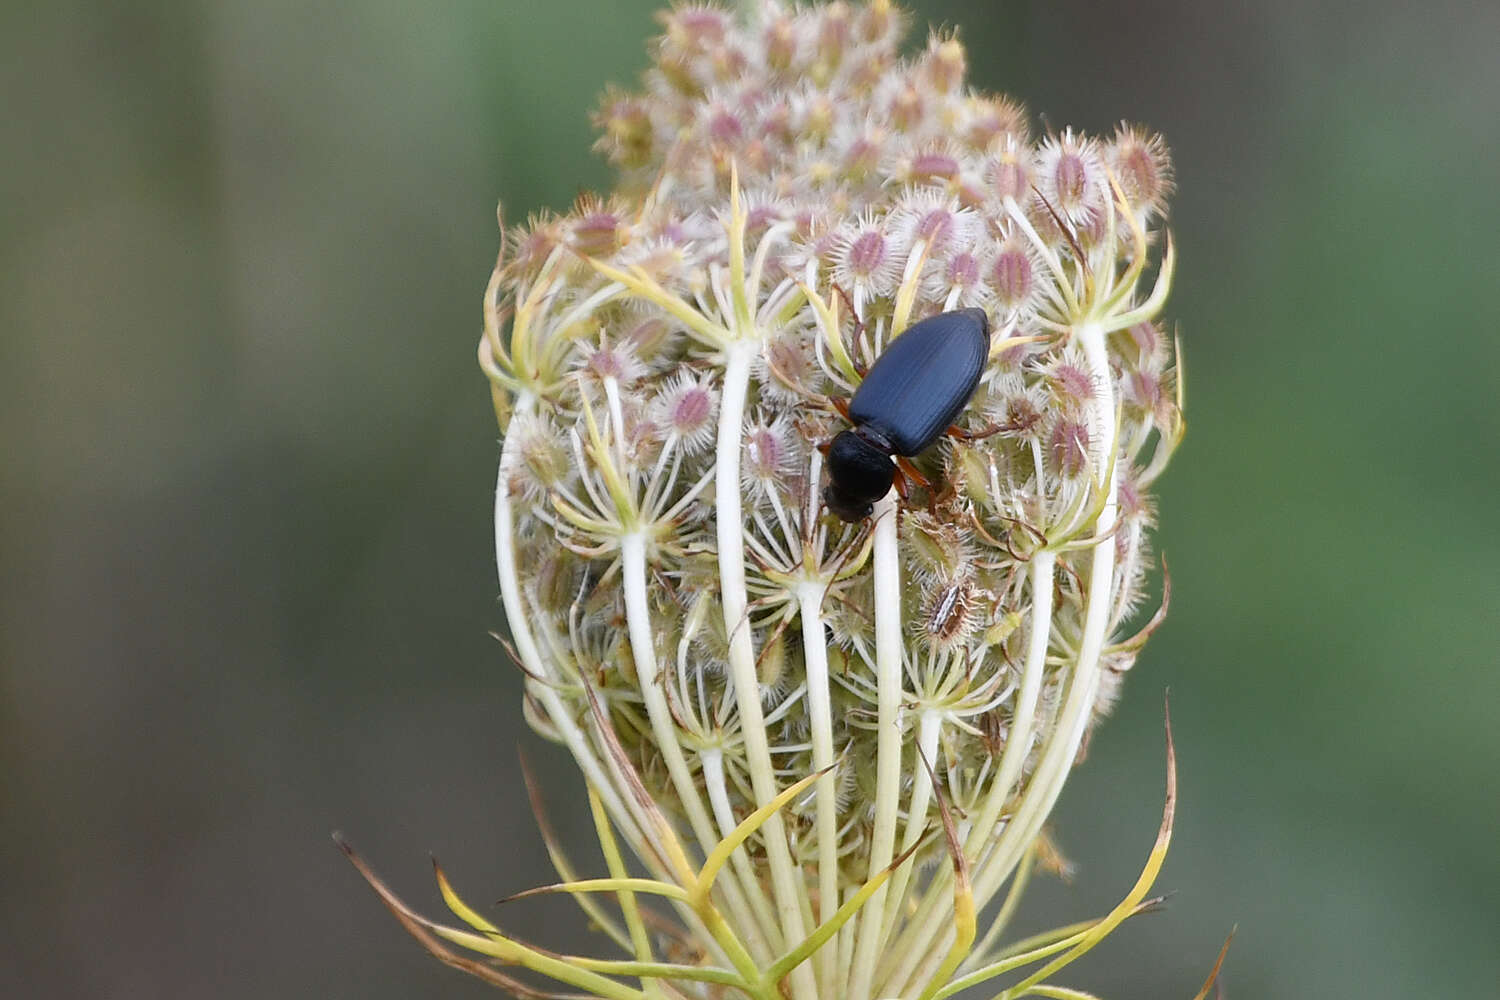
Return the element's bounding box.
[823,307,991,522]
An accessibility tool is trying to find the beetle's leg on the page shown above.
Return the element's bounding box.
[894,455,942,512]
[833,284,864,338]
[894,456,932,491]
[764,351,827,403]
[946,420,1005,442]
[820,401,850,454]
[893,458,940,516]
[832,283,870,376]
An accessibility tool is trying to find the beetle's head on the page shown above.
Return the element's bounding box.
[823,428,895,522]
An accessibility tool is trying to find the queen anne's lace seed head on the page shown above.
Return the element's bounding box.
[354,5,1189,999]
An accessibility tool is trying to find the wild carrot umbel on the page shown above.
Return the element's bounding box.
[343,3,1197,997]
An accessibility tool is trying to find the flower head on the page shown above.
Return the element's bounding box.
[350,4,1194,999]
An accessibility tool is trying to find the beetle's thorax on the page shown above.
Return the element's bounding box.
[823,427,896,521]
[850,423,893,454]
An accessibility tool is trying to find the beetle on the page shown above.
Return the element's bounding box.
[823,307,991,522]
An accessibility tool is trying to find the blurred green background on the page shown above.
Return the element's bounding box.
[3,1,1496,997]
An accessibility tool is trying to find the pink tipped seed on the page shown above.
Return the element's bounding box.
[671,387,712,432]
[570,210,627,256]
[1112,126,1174,213]
[888,81,924,131]
[587,345,643,384]
[1049,360,1096,407]
[744,421,793,485]
[989,244,1034,310]
[654,375,718,455]
[916,207,956,246]
[965,97,1028,150]
[1128,320,1164,362]
[910,152,960,181]
[848,230,886,274]
[946,252,980,290]
[664,8,728,48]
[1038,130,1104,224]
[986,146,1032,204]
[843,133,884,179]
[1055,153,1086,206]
[708,107,744,144]
[818,2,854,59]
[922,37,966,95]
[1128,371,1163,414]
[1049,418,1092,478]
[835,225,896,294]
[764,16,797,72]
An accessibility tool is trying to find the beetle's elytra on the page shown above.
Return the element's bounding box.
[823,307,991,522]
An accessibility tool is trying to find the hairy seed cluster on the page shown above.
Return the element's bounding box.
[471,3,1183,998]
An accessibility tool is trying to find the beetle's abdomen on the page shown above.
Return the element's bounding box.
[848,308,990,455]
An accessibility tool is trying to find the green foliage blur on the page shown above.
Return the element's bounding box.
[2,1,1495,997]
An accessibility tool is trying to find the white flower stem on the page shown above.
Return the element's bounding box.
[620,533,776,961]
[798,580,840,997]
[495,395,649,860]
[848,491,903,1000]
[881,550,1055,994]
[500,398,740,975]
[880,707,944,943]
[970,551,1056,854]
[715,340,816,1000]
[697,747,783,955]
[971,321,1118,906]
[888,321,1116,992]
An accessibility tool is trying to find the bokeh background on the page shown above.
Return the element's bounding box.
[3,1,1497,997]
